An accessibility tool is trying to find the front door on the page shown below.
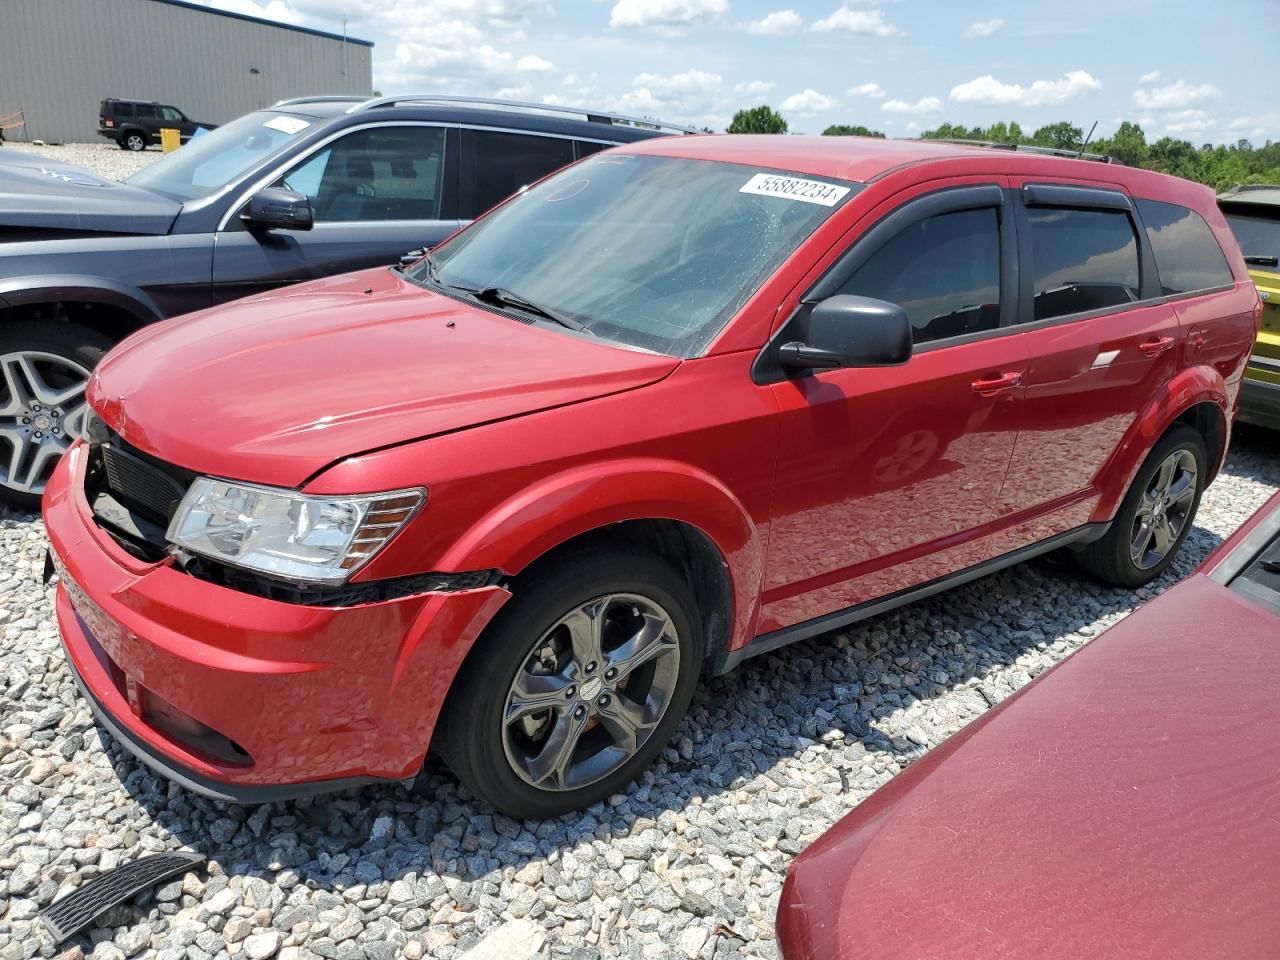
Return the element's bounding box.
[762,180,1025,633]
[210,124,460,303]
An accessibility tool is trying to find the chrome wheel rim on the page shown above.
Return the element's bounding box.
[127,135,144,150]
[1130,448,1197,570]
[0,351,91,497]
[501,592,681,792]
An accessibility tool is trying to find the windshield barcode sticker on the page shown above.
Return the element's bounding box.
[740,173,849,206]
[264,116,311,135]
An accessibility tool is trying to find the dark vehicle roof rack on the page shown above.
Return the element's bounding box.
[916,138,1117,164]
[271,95,369,109]
[345,94,699,134]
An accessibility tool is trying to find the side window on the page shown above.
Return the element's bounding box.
[837,207,1002,344]
[575,140,609,159]
[461,130,575,219]
[1136,198,1234,294]
[114,102,135,118]
[1025,207,1140,321]
[273,126,446,223]
[136,104,159,119]
[161,106,183,123]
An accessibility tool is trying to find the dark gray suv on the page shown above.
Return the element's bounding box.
[0,95,690,506]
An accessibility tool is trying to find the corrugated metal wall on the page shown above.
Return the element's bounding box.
[0,0,373,144]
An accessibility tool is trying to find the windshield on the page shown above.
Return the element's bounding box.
[413,154,857,357]
[126,111,317,202]
[1225,210,1280,267]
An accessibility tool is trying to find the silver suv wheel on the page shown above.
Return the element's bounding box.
[0,350,91,498]
[501,592,681,792]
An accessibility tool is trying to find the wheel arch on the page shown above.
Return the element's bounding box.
[437,459,763,668]
[1093,364,1229,521]
[0,276,161,344]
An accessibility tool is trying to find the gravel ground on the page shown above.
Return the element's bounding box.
[0,141,159,179]
[1,423,1276,960]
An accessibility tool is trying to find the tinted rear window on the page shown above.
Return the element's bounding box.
[1223,209,1280,267]
[110,102,134,117]
[1025,207,1140,321]
[1137,198,1233,294]
[461,130,575,219]
[136,104,159,119]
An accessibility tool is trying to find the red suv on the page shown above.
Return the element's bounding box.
[44,136,1259,817]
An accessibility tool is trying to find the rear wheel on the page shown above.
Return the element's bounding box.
[1076,424,1207,588]
[122,130,146,151]
[0,321,113,509]
[441,545,703,818]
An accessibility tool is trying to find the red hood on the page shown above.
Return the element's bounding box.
[88,268,678,488]
[781,569,1280,960]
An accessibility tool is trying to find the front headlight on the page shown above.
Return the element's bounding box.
[166,478,424,584]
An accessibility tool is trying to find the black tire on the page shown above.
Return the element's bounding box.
[122,130,147,151]
[440,544,704,819]
[0,319,114,510]
[1075,423,1207,588]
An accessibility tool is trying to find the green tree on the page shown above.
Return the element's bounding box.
[1104,120,1148,167]
[822,124,885,138]
[727,105,788,135]
[1031,122,1085,150]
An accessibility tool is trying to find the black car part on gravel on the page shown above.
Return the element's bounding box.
[39,851,206,944]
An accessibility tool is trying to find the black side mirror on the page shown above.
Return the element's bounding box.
[779,295,912,371]
[241,187,314,232]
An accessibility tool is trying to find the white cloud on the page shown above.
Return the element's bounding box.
[781,89,837,114]
[1131,80,1221,111]
[515,54,552,71]
[747,9,802,34]
[812,6,900,36]
[1160,109,1211,135]
[963,17,1003,38]
[1138,70,1161,84]
[735,80,776,96]
[610,0,727,30]
[881,96,942,114]
[847,82,885,99]
[388,19,555,89]
[610,69,725,126]
[949,70,1101,107]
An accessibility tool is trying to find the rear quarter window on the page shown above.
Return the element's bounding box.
[112,103,135,117]
[1137,198,1234,294]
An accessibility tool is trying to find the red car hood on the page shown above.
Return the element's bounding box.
[781,569,1280,960]
[88,269,678,488]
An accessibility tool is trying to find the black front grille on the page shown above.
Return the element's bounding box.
[100,443,189,526]
[83,420,196,559]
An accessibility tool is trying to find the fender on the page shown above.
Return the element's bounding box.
[0,274,164,326]
[439,457,765,652]
[1091,363,1228,522]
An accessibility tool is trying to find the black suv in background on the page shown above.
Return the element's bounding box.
[0,95,690,505]
[98,98,214,151]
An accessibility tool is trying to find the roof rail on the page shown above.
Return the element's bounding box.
[919,138,1117,164]
[346,94,700,134]
[272,95,371,109]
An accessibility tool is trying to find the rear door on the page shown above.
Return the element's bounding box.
[991,181,1181,554]
[135,103,160,140]
[210,123,460,303]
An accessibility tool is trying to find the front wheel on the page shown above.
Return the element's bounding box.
[1076,423,1207,588]
[440,545,703,818]
[0,321,113,509]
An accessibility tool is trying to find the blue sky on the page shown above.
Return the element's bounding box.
[201,0,1276,143]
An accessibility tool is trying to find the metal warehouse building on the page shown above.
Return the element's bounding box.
[0,0,372,144]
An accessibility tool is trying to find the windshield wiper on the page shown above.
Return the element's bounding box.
[473,287,590,333]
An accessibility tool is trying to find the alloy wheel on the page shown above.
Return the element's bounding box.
[1130,448,1198,570]
[501,593,681,792]
[0,351,92,498]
